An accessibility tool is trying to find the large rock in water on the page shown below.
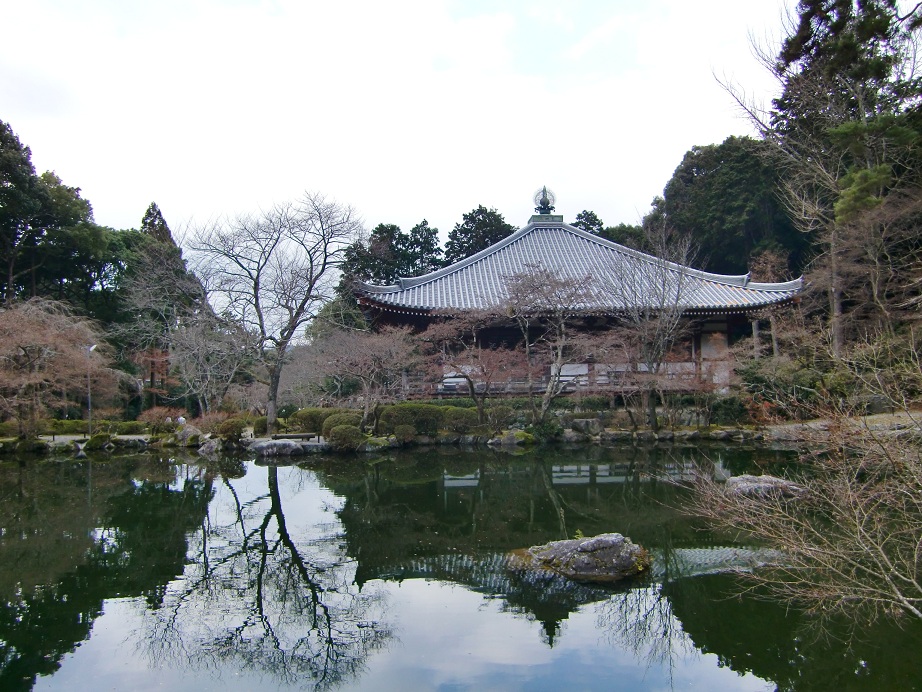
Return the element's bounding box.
[726,474,806,498]
[511,533,650,584]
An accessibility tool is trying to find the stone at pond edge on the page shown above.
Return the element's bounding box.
[510,533,651,584]
[250,439,304,456]
[571,418,603,435]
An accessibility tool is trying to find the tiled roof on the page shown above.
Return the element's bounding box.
[355,221,802,315]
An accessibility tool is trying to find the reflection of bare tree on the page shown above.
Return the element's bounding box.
[139,465,391,689]
[596,584,696,685]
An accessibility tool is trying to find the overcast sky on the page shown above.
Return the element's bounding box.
[2,0,796,241]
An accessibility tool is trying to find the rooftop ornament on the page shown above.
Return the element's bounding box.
[533,186,556,214]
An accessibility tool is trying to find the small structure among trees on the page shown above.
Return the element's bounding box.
[353,208,802,419]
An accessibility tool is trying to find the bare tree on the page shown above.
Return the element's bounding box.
[0,299,116,436]
[191,192,360,433]
[598,223,699,429]
[422,309,527,424]
[503,266,594,423]
[169,316,252,414]
[306,326,418,429]
[691,333,922,623]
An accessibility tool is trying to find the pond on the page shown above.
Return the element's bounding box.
[2,444,921,691]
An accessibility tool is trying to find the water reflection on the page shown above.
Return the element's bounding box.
[136,464,390,688]
[2,445,921,690]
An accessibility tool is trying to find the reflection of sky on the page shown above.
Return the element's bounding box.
[36,583,769,692]
[34,463,771,692]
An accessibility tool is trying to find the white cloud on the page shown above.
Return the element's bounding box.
[1,0,795,242]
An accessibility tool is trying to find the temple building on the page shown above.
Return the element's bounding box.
[354,199,801,394]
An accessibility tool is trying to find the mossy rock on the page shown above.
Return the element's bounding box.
[361,436,391,451]
[84,433,112,451]
[512,430,536,445]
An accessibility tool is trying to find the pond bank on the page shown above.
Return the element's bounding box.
[4,409,918,457]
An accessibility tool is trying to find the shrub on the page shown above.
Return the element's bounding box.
[442,407,479,434]
[437,398,478,409]
[217,418,247,441]
[328,424,365,451]
[84,433,112,450]
[0,420,19,437]
[322,413,363,438]
[190,412,231,434]
[709,396,749,425]
[48,419,91,435]
[526,419,563,441]
[253,416,268,436]
[578,395,611,412]
[115,421,147,435]
[378,404,444,436]
[292,407,349,433]
[392,424,417,445]
[277,403,299,419]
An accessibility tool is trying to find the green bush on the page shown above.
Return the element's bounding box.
[578,395,611,412]
[709,396,749,425]
[322,413,363,438]
[253,416,268,436]
[277,403,299,420]
[526,419,563,441]
[292,407,349,433]
[0,420,19,437]
[441,407,479,433]
[217,418,247,441]
[393,424,417,445]
[48,419,91,435]
[436,398,478,409]
[115,421,147,435]
[84,433,112,450]
[328,424,365,451]
[378,404,444,436]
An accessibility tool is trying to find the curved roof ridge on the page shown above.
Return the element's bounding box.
[356,223,537,294]
[354,220,804,311]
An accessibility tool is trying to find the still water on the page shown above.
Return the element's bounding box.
[2,444,921,691]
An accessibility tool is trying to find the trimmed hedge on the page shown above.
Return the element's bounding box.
[393,424,417,445]
[441,407,479,434]
[292,407,350,433]
[378,403,444,436]
[217,418,247,440]
[328,424,365,451]
[322,413,363,438]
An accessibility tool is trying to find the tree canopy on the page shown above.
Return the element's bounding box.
[339,220,442,288]
[661,136,806,275]
[443,206,516,264]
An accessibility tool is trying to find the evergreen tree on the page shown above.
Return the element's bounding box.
[662,136,806,274]
[443,206,516,264]
[140,202,174,244]
[571,210,604,235]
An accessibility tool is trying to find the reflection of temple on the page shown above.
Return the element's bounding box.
[442,457,728,496]
[328,450,922,680]
[329,448,753,646]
